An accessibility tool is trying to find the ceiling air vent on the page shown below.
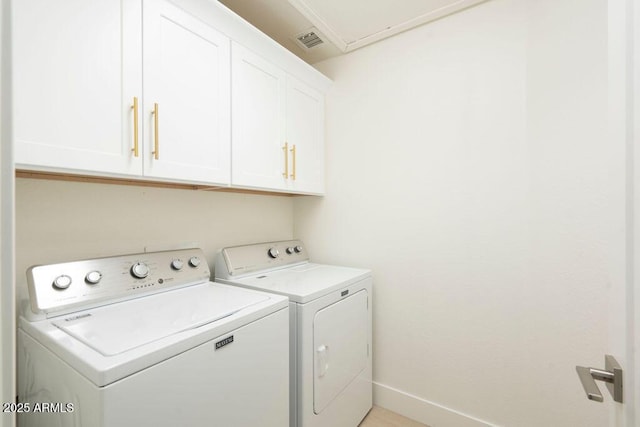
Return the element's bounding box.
[295,28,324,49]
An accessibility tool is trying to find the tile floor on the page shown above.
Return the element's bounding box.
[359,406,428,427]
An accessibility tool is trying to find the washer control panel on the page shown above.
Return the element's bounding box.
[217,240,309,278]
[26,248,210,316]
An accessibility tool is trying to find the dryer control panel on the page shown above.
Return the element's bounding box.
[216,240,309,278]
[26,248,210,316]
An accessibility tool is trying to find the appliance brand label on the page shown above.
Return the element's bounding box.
[64,313,91,322]
[341,290,349,297]
[215,335,234,350]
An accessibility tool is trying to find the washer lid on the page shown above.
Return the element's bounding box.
[52,284,269,356]
[225,263,371,303]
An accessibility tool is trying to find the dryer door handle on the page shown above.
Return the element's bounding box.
[317,344,329,378]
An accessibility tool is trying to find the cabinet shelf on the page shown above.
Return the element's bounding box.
[16,170,299,197]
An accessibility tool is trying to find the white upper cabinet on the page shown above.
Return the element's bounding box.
[14,0,231,186]
[285,77,325,194]
[13,0,330,193]
[143,0,231,184]
[231,43,287,191]
[13,0,143,176]
[231,42,326,194]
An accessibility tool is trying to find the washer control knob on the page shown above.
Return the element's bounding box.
[286,247,295,255]
[131,262,150,279]
[268,248,280,259]
[52,275,72,290]
[188,257,201,268]
[85,271,102,285]
[171,259,184,270]
[294,245,303,253]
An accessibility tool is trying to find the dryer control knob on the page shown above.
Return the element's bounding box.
[188,257,201,268]
[52,275,72,290]
[131,262,150,279]
[294,245,303,253]
[286,247,295,255]
[171,259,184,270]
[268,248,280,259]
[85,271,102,285]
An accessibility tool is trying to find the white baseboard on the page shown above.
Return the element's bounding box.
[373,382,496,427]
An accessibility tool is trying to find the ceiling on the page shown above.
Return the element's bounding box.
[218,0,489,64]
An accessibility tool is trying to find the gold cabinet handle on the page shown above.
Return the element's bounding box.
[282,142,289,178]
[131,97,139,157]
[152,103,159,160]
[290,144,296,180]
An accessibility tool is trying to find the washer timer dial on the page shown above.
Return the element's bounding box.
[130,262,150,279]
[267,248,280,259]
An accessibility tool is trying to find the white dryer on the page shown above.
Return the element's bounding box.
[18,248,289,427]
[215,240,372,427]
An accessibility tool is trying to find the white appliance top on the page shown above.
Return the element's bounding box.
[215,240,371,303]
[52,283,268,356]
[19,248,289,386]
[221,263,370,303]
[20,282,287,386]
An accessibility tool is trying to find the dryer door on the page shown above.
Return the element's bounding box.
[313,289,369,414]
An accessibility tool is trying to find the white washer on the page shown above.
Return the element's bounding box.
[215,240,372,427]
[18,248,289,427]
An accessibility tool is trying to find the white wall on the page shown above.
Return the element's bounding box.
[14,179,295,302]
[1,0,15,424]
[0,0,4,414]
[295,0,615,425]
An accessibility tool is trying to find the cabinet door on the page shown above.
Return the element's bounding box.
[143,0,231,185]
[13,0,143,176]
[286,77,325,194]
[231,42,287,191]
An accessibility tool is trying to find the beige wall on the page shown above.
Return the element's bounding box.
[15,178,295,302]
[295,0,615,425]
